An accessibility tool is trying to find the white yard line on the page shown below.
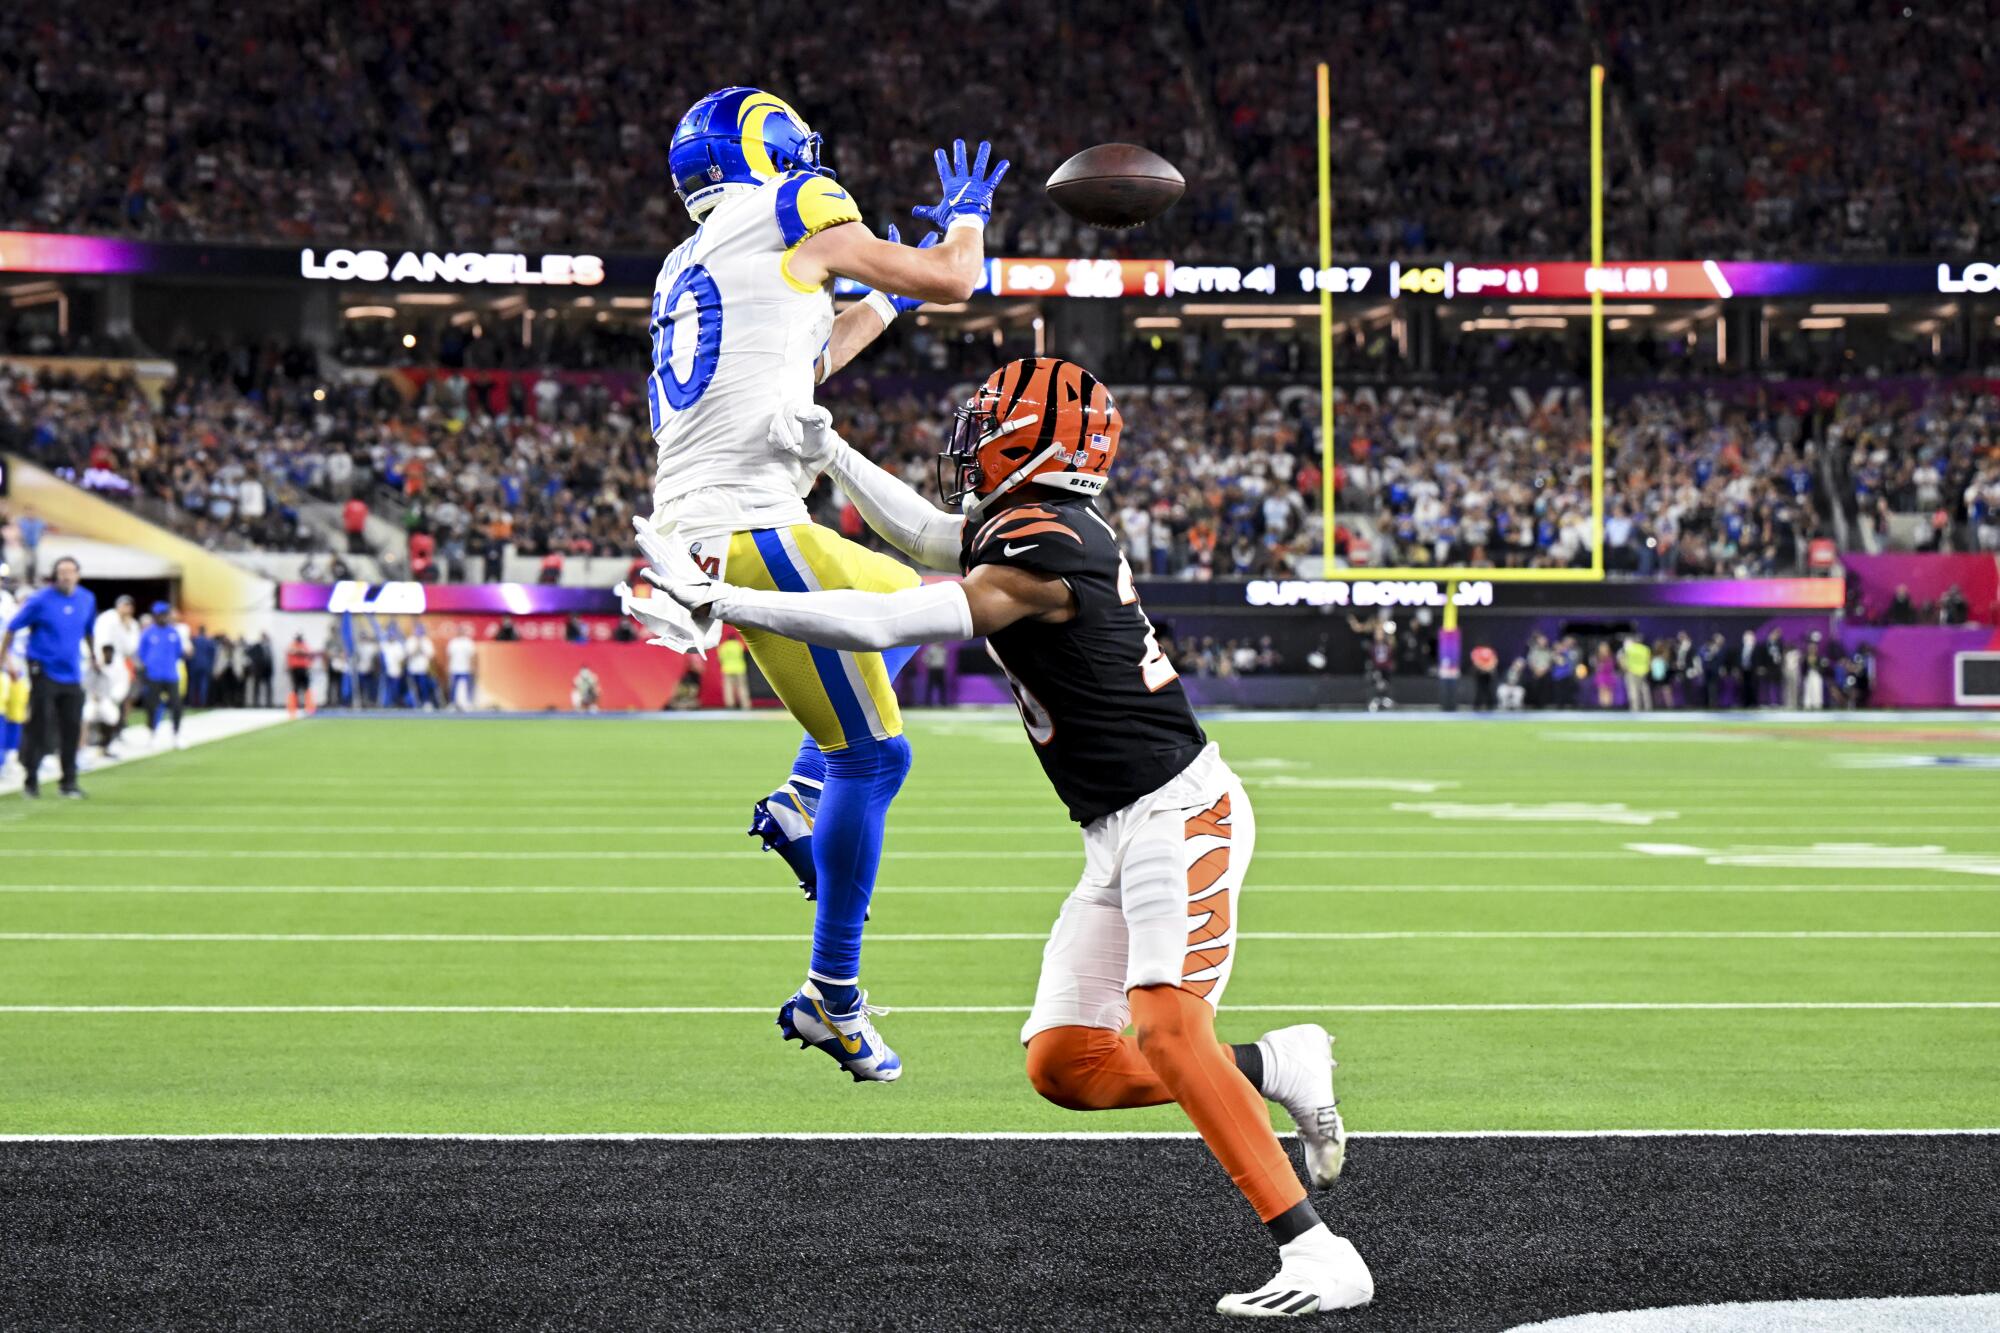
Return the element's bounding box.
[3,931,1993,944]
[2,882,1995,896]
[3,848,1936,861]
[18,822,2000,836]
[3,1002,1995,1015]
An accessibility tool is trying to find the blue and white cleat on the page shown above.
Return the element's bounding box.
[748,778,821,898]
[777,980,903,1082]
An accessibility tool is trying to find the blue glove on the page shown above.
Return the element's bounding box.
[911,138,1010,229]
[871,224,941,313]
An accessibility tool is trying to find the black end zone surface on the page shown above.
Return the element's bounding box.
[4,1135,1996,1331]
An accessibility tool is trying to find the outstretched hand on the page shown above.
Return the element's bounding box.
[911,138,1009,230]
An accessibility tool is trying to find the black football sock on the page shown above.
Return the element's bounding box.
[1231,1041,1266,1094]
[1267,1197,1322,1245]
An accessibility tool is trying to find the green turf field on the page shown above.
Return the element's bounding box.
[3,713,1998,1135]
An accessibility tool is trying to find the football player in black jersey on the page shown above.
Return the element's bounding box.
[636,358,1372,1319]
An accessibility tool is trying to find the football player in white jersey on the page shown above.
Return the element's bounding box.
[632,87,1008,1081]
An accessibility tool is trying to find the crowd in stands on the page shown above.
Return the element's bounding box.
[1470,627,1876,712]
[1,1,408,242]
[353,0,1240,259]
[1827,387,2000,554]
[1599,0,2000,259]
[5,1,1995,259]
[21,349,2000,579]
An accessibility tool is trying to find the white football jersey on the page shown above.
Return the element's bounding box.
[647,170,862,529]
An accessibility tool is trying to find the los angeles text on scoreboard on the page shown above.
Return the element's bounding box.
[4,231,1996,300]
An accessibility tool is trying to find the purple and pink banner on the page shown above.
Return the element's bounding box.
[1838,625,2000,708]
[470,641,693,711]
[0,231,150,276]
[1840,554,2000,624]
[280,582,618,615]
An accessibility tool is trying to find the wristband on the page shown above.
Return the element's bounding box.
[947,214,986,235]
[861,290,899,327]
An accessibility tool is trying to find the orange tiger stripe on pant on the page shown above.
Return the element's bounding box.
[1182,793,1234,998]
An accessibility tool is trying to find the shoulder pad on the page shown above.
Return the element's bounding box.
[775,172,861,248]
[965,503,1099,577]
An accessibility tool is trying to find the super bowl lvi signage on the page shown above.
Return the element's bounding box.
[299,248,606,286]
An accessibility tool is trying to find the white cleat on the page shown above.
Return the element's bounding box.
[1258,1023,1347,1188]
[1217,1230,1373,1319]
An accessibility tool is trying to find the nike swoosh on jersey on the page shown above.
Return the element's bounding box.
[1003,543,1039,556]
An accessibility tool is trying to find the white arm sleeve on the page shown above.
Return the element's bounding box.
[824,443,966,572]
[709,580,972,653]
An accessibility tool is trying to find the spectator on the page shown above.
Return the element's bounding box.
[247,634,275,708]
[718,629,751,711]
[135,603,187,748]
[571,666,601,713]
[1619,636,1653,711]
[447,631,476,709]
[285,634,315,716]
[1,555,96,797]
[343,496,371,556]
[84,642,131,756]
[189,625,216,706]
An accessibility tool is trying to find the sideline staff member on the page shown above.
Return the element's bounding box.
[1,555,97,798]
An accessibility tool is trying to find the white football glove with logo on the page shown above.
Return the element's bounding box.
[767,404,846,473]
[624,516,724,656]
[772,404,966,572]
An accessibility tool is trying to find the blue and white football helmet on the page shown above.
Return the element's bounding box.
[669,87,833,221]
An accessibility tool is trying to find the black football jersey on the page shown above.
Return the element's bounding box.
[961,496,1207,824]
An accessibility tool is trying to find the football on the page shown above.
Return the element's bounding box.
[1044,143,1185,229]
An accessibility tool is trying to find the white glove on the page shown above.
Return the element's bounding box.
[767,404,845,473]
[615,580,710,657]
[630,515,722,653]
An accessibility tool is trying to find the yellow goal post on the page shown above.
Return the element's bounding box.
[1314,62,1607,585]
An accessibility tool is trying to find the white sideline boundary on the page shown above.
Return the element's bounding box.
[2,1128,1996,1143]
[5,1001,1997,1015]
[0,709,294,798]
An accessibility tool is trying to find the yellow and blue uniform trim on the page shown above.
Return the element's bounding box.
[2,670,28,724]
[724,523,917,752]
[776,173,862,294]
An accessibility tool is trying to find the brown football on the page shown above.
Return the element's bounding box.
[1044,143,1186,229]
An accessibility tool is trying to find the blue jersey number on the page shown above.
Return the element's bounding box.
[648,264,723,427]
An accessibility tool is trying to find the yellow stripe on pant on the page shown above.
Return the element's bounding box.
[3,673,29,724]
[724,523,919,752]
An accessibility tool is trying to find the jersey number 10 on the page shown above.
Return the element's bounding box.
[647,263,724,432]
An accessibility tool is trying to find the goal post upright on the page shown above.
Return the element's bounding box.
[1308,62,1610,587]
[1316,61,1336,576]
[1589,62,1606,578]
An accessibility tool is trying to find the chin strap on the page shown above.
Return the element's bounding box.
[965,441,1064,522]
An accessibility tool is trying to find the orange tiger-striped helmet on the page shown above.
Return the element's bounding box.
[938,357,1122,512]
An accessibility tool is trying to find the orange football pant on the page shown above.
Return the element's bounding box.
[1024,984,1306,1224]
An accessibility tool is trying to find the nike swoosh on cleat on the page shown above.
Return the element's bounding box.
[1002,543,1038,556]
[810,996,864,1056]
